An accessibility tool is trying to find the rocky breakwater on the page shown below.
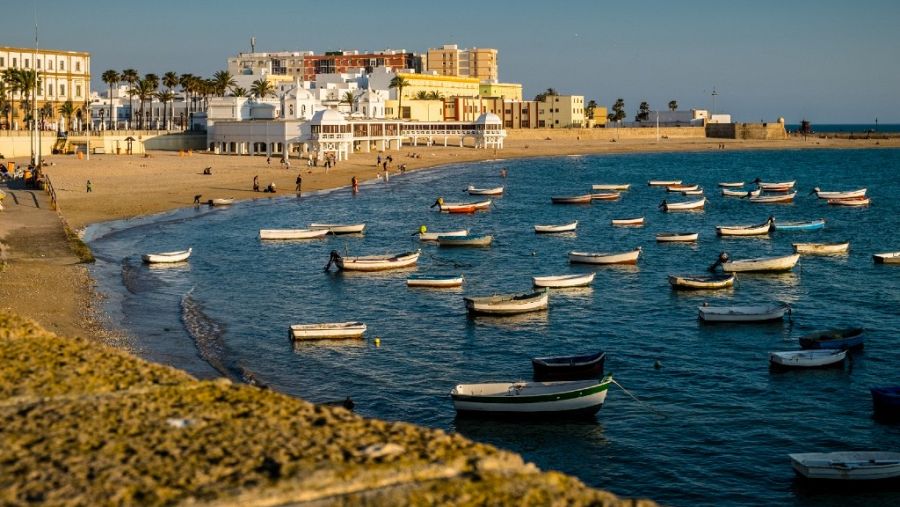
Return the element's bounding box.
[0,311,656,506]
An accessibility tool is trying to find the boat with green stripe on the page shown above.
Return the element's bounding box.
[451,375,613,418]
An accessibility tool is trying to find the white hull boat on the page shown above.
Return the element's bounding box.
[535,221,578,233]
[451,376,613,417]
[467,185,504,196]
[533,272,596,288]
[465,291,549,315]
[723,188,761,197]
[590,192,621,201]
[769,349,847,368]
[668,274,735,290]
[611,217,644,227]
[660,198,706,212]
[259,229,329,240]
[793,242,850,255]
[310,223,367,234]
[648,180,682,186]
[667,184,699,192]
[682,189,704,196]
[419,229,469,241]
[592,184,630,191]
[142,247,192,264]
[716,219,773,236]
[437,235,493,247]
[209,198,234,206]
[290,321,367,340]
[828,197,870,207]
[336,250,420,271]
[749,192,796,204]
[657,232,699,242]
[407,274,464,288]
[440,200,492,211]
[569,248,641,265]
[873,252,900,264]
[719,182,745,188]
[789,452,900,481]
[756,180,796,191]
[698,302,790,322]
[814,188,867,200]
[722,253,800,272]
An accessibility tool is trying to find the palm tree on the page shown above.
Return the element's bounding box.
[341,91,356,112]
[0,79,8,129]
[426,91,443,100]
[121,68,139,127]
[534,87,558,102]
[58,100,75,132]
[41,102,54,127]
[388,75,410,119]
[586,99,598,119]
[5,69,41,127]
[100,70,119,130]
[414,90,428,100]
[230,86,248,98]
[668,100,678,111]
[163,71,179,129]
[136,78,156,129]
[179,73,193,117]
[213,70,236,97]
[250,78,274,99]
[157,89,174,131]
[144,74,159,128]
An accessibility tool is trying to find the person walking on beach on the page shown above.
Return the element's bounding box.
[376,154,382,166]
[253,175,260,192]
[266,156,271,165]
[295,173,302,193]
[352,176,359,193]
[86,180,92,193]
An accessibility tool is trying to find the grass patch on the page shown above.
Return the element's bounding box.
[63,224,95,263]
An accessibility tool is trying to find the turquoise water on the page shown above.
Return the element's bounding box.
[87,149,900,506]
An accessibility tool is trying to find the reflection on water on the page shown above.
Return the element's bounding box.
[467,310,550,329]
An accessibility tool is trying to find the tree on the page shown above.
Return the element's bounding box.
[668,100,678,111]
[250,78,274,99]
[179,73,194,117]
[230,86,248,98]
[144,74,159,128]
[163,71,179,129]
[101,70,120,129]
[534,87,558,102]
[157,89,174,131]
[586,99,598,119]
[213,70,236,97]
[136,78,156,129]
[414,90,428,100]
[607,98,626,123]
[0,79,9,129]
[341,91,355,112]
[426,91,443,100]
[121,68,139,127]
[388,75,410,119]
[57,100,75,131]
[636,101,650,122]
[5,69,41,126]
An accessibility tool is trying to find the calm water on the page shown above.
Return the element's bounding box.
[86,149,900,506]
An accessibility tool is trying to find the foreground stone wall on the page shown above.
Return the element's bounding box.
[0,311,656,506]
[507,126,706,141]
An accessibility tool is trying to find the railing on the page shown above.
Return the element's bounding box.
[44,174,58,211]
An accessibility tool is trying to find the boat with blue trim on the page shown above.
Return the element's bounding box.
[774,219,826,232]
[799,328,865,350]
[532,351,606,381]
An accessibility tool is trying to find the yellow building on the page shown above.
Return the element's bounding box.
[478,82,523,101]
[0,46,91,130]
[589,106,608,127]
[395,72,480,101]
[426,45,498,81]
[537,95,585,128]
[385,98,444,121]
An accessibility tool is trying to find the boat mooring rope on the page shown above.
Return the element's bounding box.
[611,379,668,418]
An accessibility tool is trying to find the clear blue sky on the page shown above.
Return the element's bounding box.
[5,0,899,123]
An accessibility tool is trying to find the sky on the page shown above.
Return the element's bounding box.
[4,0,899,123]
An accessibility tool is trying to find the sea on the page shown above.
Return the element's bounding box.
[786,123,900,134]
[85,148,900,507]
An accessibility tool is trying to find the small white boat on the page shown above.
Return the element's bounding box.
[440,200,492,211]
[769,349,847,369]
[755,180,796,191]
[719,182,745,188]
[681,189,704,196]
[551,194,593,204]
[648,180,682,187]
[465,290,549,315]
[659,198,706,212]
[419,229,469,241]
[535,221,578,234]
[666,184,699,192]
[828,197,871,207]
[569,248,641,265]
[789,452,900,481]
[533,272,595,288]
[611,217,644,227]
[290,321,367,340]
[813,187,867,200]
[592,184,630,191]
[656,232,699,243]
[334,250,420,271]
[668,274,735,290]
[722,253,800,273]
[716,218,774,236]
[209,198,234,206]
[749,192,796,204]
[259,229,329,240]
[793,242,850,255]
[437,234,493,247]
[467,185,504,196]
[698,302,790,322]
[407,274,464,288]
[451,376,613,417]
[142,247,192,264]
[873,252,900,264]
[723,188,761,197]
[590,192,621,201]
[310,223,367,234]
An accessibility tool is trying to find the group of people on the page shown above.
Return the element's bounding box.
[406,152,423,159]
[252,175,278,193]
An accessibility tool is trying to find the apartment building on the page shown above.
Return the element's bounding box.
[537,95,585,128]
[426,45,498,81]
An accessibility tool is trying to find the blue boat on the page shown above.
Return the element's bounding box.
[775,219,826,232]
[799,328,864,350]
[871,386,900,420]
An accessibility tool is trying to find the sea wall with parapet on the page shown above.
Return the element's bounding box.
[706,122,788,140]
[0,311,657,506]
[508,126,707,141]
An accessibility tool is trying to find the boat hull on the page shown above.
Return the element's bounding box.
[769,350,846,369]
[871,387,900,420]
[259,229,329,240]
[451,377,611,418]
[419,229,468,241]
[569,249,641,265]
[407,276,463,288]
[648,180,682,186]
[533,273,595,288]
[592,184,630,191]
[793,242,850,255]
[437,235,493,247]
[535,221,578,233]
[532,352,606,381]
[310,223,366,234]
[337,251,420,271]
[290,322,367,340]
[142,248,192,264]
[551,195,593,204]
[723,189,761,197]
[611,217,644,227]
[698,304,789,322]
[775,220,826,231]
[590,193,621,201]
[668,274,735,290]
[717,223,771,236]
[873,252,900,264]
[465,291,549,315]
[657,232,699,242]
[661,198,706,212]
[816,188,867,199]
[467,186,504,195]
[799,328,865,350]
[722,254,799,272]
[719,182,745,188]
[789,452,900,481]
[749,192,796,203]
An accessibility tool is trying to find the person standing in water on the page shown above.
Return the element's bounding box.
[295,173,302,193]
[351,176,359,193]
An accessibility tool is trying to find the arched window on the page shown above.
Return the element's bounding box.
[289,104,294,116]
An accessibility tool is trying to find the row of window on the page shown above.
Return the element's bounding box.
[0,56,82,71]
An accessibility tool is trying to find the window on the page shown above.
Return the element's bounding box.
[48,60,52,70]
[12,58,17,67]
[25,58,30,68]
[48,84,53,96]
[59,61,64,70]
[0,57,4,67]
[76,62,80,71]
[37,59,41,69]
[76,85,82,97]
[60,84,66,96]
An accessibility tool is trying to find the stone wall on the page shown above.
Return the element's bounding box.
[0,132,58,158]
[706,123,787,140]
[65,132,207,155]
[507,126,706,141]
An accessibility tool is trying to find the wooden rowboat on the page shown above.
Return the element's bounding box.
[749,192,796,204]
[659,198,706,212]
[451,375,613,417]
[769,349,847,369]
[716,217,774,236]
[466,185,504,196]
[309,223,366,234]
[667,184,699,192]
[789,452,900,481]
[668,274,735,290]
[534,221,577,233]
[813,187,867,200]
[793,242,850,255]
[437,234,493,247]
[799,328,865,350]
[722,253,800,273]
[774,219,825,232]
[611,217,644,227]
[648,180,682,186]
[569,248,641,265]
[289,321,367,340]
[656,232,699,243]
[259,229,329,240]
[754,179,796,191]
[723,188,761,197]
[719,182,745,188]
[532,351,606,381]
[551,194,593,204]
[592,184,630,191]
[442,205,477,214]
[698,302,790,322]
[334,250,420,271]
[828,197,870,207]
[532,272,595,288]
[440,200,492,212]
[590,192,621,201]
[142,247,192,264]
[464,290,549,315]
[873,252,900,264]
[682,189,704,196]
[407,274,464,288]
[419,229,469,241]
[209,198,234,206]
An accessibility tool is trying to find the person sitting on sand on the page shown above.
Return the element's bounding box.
[203,167,212,175]
[264,182,277,193]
